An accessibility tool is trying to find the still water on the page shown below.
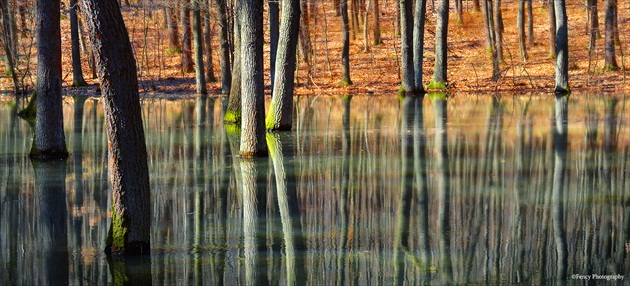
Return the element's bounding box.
[0,94,629,284]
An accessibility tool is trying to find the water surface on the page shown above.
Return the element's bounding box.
[1,94,629,284]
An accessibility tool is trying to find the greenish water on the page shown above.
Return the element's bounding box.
[0,94,629,284]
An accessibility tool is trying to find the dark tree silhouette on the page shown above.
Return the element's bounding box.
[554,0,569,93]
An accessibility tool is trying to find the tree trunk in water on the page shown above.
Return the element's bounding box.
[554,0,569,93]
[32,0,68,159]
[165,2,180,52]
[215,0,232,93]
[204,4,217,82]
[518,0,527,61]
[604,0,618,70]
[269,0,279,90]
[181,4,194,73]
[372,0,381,44]
[399,0,415,92]
[413,0,427,92]
[429,0,448,89]
[552,94,568,279]
[192,0,207,94]
[80,0,152,256]
[341,0,352,85]
[70,0,87,87]
[266,0,301,131]
[224,19,241,124]
[239,0,268,157]
[548,0,556,58]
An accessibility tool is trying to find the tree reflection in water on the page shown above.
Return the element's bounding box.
[0,94,629,284]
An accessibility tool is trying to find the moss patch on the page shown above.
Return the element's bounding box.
[341,77,353,86]
[427,80,448,91]
[224,123,241,135]
[106,209,128,253]
[223,109,241,125]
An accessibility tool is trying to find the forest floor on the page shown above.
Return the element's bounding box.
[1,0,629,98]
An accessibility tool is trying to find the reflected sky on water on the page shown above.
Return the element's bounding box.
[0,94,629,284]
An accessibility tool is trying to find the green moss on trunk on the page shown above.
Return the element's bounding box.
[223,110,241,125]
[427,80,448,90]
[106,208,128,254]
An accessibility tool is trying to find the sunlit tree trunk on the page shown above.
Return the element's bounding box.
[81,0,152,255]
[266,0,301,131]
[428,0,448,89]
[604,0,618,71]
[554,0,569,93]
[224,19,241,124]
[548,0,556,58]
[192,0,207,94]
[239,0,268,157]
[165,1,180,52]
[372,0,381,44]
[214,0,231,93]
[181,3,194,73]
[518,0,527,61]
[492,0,503,63]
[340,0,352,85]
[526,0,533,45]
[32,0,68,159]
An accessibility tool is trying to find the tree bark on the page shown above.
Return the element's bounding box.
[372,0,381,44]
[165,2,180,52]
[80,0,152,255]
[224,19,241,124]
[554,0,569,93]
[604,0,618,70]
[192,0,207,94]
[266,0,301,131]
[204,2,217,82]
[239,0,268,157]
[70,0,87,87]
[181,3,194,73]
[399,0,415,92]
[492,0,503,63]
[429,0,448,89]
[341,0,352,85]
[518,0,527,61]
[548,0,556,58]
[0,0,18,94]
[526,0,533,46]
[588,0,599,50]
[32,0,68,159]
[413,0,427,92]
[269,0,279,90]
[214,0,231,93]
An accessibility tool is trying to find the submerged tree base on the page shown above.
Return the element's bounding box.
[427,80,448,91]
[554,85,571,95]
[29,148,69,160]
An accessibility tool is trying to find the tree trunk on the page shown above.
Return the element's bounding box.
[32,0,68,159]
[518,0,527,61]
[554,0,569,93]
[0,0,18,94]
[215,0,232,93]
[333,0,340,16]
[428,0,448,89]
[266,0,301,131]
[372,0,381,44]
[472,0,480,12]
[493,0,503,63]
[70,0,87,87]
[548,0,556,58]
[413,0,427,92]
[588,0,599,50]
[165,2,180,52]
[341,0,352,85]
[80,0,152,256]
[399,0,415,92]
[604,0,618,70]
[224,19,241,124]
[239,0,268,157]
[526,0,533,45]
[204,3,217,82]
[481,0,492,50]
[299,0,312,75]
[455,0,462,24]
[269,0,279,90]
[192,0,207,94]
[181,3,194,73]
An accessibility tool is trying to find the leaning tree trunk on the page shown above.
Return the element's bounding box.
[80,0,152,256]
[192,0,207,94]
[215,0,231,93]
[266,0,301,131]
[554,0,569,93]
[428,0,448,89]
[399,0,415,92]
[32,0,68,159]
[413,0,427,92]
[70,0,87,87]
[239,0,268,157]
[604,0,618,71]
[341,0,352,85]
